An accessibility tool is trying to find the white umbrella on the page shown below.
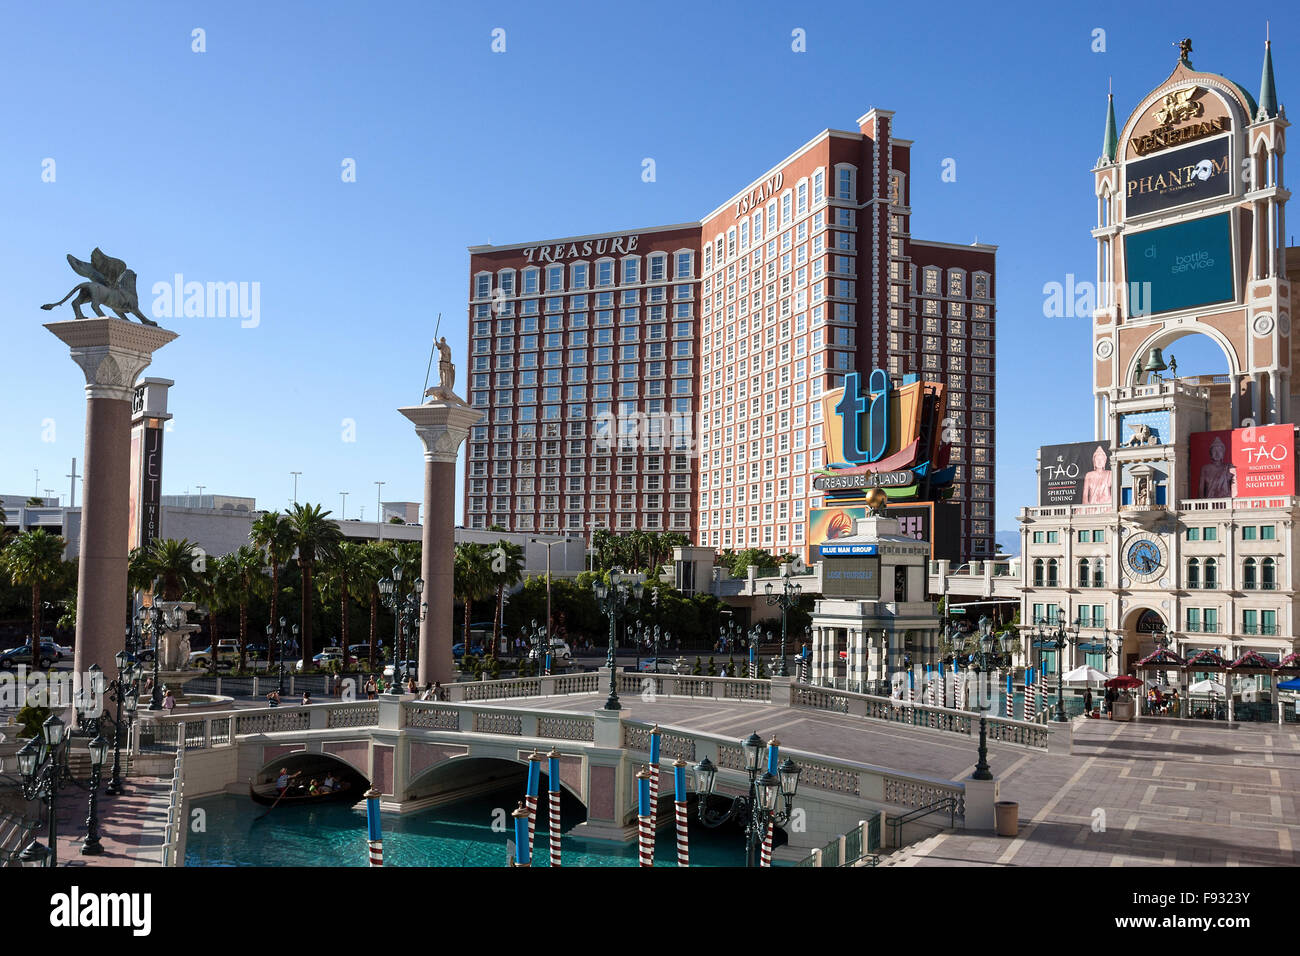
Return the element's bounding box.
[1188,679,1226,695]
[1063,665,1111,684]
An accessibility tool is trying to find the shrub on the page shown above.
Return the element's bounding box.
[707,657,717,677]
[16,704,51,739]
[692,656,702,676]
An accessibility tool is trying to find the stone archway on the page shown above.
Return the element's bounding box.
[406,754,586,809]
[1120,606,1168,675]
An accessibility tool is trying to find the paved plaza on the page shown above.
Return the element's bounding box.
[493,693,1300,866]
[48,777,172,868]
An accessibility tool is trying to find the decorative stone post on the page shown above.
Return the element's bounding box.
[46,318,177,686]
[399,376,483,687]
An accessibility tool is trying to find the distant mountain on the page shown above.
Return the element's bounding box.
[994,530,1020,556]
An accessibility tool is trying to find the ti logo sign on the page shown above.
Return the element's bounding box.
[835,370,890,465]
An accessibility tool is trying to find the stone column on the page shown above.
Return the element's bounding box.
[399,399,484,687]
[47,319,177,686]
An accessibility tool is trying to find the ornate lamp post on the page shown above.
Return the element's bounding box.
[274,617,289,695]
[968,618,1012,781]
[80,734,110,855]
[16,714,70,867]
[694,732,802,867]
[140,605,165,710]
[104,649,141,795]
[764,565,802,677]
[1036,615,1080,722]
[593,568,643,711]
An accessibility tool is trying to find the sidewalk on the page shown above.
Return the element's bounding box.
[43,776,172,867]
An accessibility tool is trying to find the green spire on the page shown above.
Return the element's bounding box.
[1258,39,1278,120]
[1101,93,1118,164]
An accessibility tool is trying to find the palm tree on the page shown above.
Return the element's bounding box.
[250,511,294,652]
[358,542,391,671]
[190,555,237,673]
[322,542,369,666]
[129,538,203,601]
[0,530,68,644]
[226,545,267,671]
[454,543,494,656]
[286,503,343,666]
[488,540,525,657]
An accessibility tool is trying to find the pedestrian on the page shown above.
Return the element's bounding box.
[266,689,281,707]
[364,675,377,700]
[433,680,443,701]
[301,689,312,705]
[162,689,175,713]
[1083,688,1093,714]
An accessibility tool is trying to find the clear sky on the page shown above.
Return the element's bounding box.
[0,0,1290,532]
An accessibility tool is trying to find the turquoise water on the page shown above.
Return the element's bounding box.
[186,790,762,867]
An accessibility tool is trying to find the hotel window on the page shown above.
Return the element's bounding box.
[1261,525,1276,540]
[836,167,854,200]
[649,254,667,281]
[497,269,515,296]
[1243,558,1256,590]
[475,273,491,299]
[1243,526,1257,540]
[812,169,825,203]
[781,192,792,226]
[597,259,614,286]
[522,268,539,295]
[571,263,589,289]
[622,256,640,284]
[1262,558,1277,589]
[1203,558,1218,589]
[796,181,808,215]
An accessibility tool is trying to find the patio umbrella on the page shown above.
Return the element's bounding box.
[1188,679,1226,695]
[1063,665,1110,684]
[1104,675,1142,689]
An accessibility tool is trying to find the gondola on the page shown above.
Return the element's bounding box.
[248,778,362,807]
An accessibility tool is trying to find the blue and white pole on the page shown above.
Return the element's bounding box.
[749,643,756,678]
[636,766,653,866]
[525,750,541,861]
[648,724,661,832]
[1006,672,1014,719]
[547,748,561,867]
[672,758,689,867]
[365,788,383,866]
[511,802,530,867]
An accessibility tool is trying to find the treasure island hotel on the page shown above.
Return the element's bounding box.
[465,110,996,561]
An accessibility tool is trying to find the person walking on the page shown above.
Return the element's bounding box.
[162,689,175,713]
[365,675,377,700]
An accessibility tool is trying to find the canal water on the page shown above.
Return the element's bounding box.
[186,789,765,867]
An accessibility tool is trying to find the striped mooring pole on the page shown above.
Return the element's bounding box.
[648,724,661,830]
[636,766,654,867]
[364,788,383,866]
[1005,673,1014,719]
[547,748,562,868]
[511,802,530,867]
[525,750,541,861]
[760,737,780,867]
[672,757,690,867]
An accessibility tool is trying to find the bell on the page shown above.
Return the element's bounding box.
[1143,347,1168,375]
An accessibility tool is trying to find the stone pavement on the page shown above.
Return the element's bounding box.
[493,693,1300,866]
[44,776,172,867]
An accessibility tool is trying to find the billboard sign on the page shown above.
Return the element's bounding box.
[1039,441,1113,506]
[1189,424,1296,498]
[1123,213,1234,316]
[818,543,879,557]
[1125,136,1232,217]
[813,470,913,492]
[821,557,881,599]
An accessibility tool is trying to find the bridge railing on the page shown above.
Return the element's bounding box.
[790,682,1051,751]
[621,718,966,818]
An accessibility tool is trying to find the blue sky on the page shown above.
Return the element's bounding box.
[0,0,1289,531]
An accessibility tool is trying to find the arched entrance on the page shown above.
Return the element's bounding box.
[252,752,371,794]
[406,756,586,810]
[1120,607,1167,675]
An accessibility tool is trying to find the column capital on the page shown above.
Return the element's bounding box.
[46,318,178,402]
[398,401,485,463]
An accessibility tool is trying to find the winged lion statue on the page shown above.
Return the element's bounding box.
[41,248,157,326]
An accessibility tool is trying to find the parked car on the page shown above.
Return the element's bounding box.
[295,648,357,672]
[452,642,484,659]
[40,636,73,660]
[637,658,680,673]
[527,640,573,663]
[348,644,375,661]
[382,660,419,681]
[190,640,239,670]
[0,641,61,669]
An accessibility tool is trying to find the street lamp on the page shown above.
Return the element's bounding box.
[81,734,110,855]
[593,568,643,711]
[694,732,802,867]
[1036,615,1080,722]
[968,618,1012,781]
[105,649,141,796]
[764,565,802,677]
[137,603,171,711]
[17,714,70,867]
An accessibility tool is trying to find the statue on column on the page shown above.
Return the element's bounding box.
[425,337,456,400]
[41,248,158,325]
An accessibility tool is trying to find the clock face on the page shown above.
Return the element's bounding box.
[1126,538,1163,581]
